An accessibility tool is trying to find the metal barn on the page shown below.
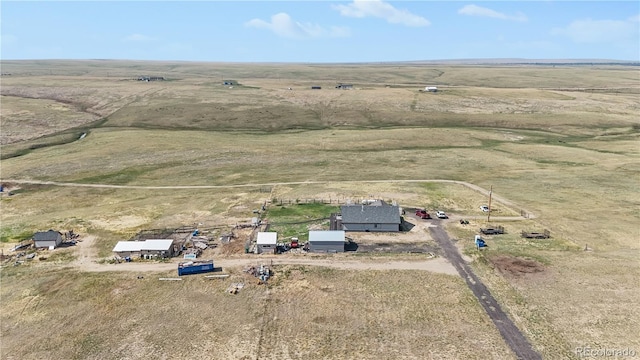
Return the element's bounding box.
[308,231,345,253]
[140,239,175,259]
[112,241,144,258]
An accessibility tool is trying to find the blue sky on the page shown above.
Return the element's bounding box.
[2,1,639,62]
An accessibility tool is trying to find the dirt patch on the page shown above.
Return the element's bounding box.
[74,235,97,265]
[355,242,438,254]
[219,227,253,255]
[490,255,545,277]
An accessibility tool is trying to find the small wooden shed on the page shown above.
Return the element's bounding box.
[33,230,63,249]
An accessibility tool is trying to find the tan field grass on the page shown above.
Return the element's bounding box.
[1,61,639,359]
[2,61,638,146]
[0,264,515,360]
[0,96,99,145]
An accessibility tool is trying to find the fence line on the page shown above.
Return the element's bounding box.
[271,198,388,205]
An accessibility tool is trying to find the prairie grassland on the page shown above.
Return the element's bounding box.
[2,61,638,147]
[0,264,514,360]
[1,61,639,359]
[2,60,637,88]
[0,96,100,145]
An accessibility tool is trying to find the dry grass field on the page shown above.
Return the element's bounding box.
[0,264,513,360]
[1,60,639,359]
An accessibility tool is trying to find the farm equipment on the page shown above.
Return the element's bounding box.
[415,209,431,219]
[290,237,300,249]
[521,229,551,239]
[480,226,504,235]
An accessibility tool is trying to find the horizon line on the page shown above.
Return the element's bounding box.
[2,58,639,65]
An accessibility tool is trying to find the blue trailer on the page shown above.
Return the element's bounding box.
[178,260,215,276]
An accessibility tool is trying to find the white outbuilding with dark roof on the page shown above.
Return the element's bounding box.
[33,230,63,249]
[308,230,345,253]
[256,232,277,254]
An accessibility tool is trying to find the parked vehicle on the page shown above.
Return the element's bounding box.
[436,211,448,219]
[521,230,551,239]
[480,205,490,212]
[415,209,431,219]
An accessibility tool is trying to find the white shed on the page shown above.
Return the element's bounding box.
[256,232,277,254]
[112,241,144,258]
[112,239,175,259]
[140,239,175,258]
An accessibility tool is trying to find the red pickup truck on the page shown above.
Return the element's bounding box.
[415,209,431,219]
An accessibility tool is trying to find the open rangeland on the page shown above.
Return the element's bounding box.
[1,60,639,359]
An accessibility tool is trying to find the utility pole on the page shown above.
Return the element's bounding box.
[487,185,493,223]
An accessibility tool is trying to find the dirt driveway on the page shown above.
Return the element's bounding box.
[429,223,541,360]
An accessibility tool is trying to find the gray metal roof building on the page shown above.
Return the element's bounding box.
[340,201,401,232]
[308,231,345,253]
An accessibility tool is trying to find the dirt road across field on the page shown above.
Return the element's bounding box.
[2,178,535,218]
[74,255,459,276]
[429,224,541,360]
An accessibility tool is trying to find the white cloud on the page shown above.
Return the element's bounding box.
[551,17,639,43]
[458,4,527,22]
[245,12,350,39]
[123,33,156,42]
[332,0,430,27]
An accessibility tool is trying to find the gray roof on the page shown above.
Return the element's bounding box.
[340,204,401,224]
[33,230,61,241]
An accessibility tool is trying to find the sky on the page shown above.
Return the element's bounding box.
[1,1,639,62]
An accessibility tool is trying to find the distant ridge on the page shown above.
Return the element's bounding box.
[372,58,640,66]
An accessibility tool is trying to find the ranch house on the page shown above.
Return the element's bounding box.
[340,201,401,232]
